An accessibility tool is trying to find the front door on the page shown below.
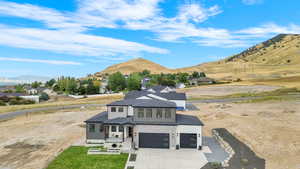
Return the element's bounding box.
[128,126,133,137]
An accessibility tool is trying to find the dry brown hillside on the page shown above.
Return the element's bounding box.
[94,58,172,76]
[94,34,300,81]
[177,34,300,80]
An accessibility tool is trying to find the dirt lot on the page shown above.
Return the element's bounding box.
[181,100,300,169]
[0,108,103,169]
[179,84,281,98]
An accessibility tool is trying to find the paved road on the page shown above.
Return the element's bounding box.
[0,103,105,121]
[188,96,261,104]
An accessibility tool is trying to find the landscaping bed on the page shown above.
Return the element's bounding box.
[46,146,128,169]
[212,128,265,169]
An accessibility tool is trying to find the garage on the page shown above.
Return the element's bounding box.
[139,133,169,148]
[180,133,197,148]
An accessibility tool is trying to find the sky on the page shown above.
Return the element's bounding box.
[0,0,299,78]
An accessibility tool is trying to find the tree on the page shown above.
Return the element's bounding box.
[127,73,142,91]
[108,72,126,92]
[177,73,189,83]
[15,84,25,93]
[31,81,41,88]
[140,69,151,76]
[199,72,206,77]
[45,79,56,88]
[39,92,49,101]
[192,71,200,78]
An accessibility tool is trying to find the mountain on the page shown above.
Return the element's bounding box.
[94,34,300,81]
[95,58,172,76]
[0,75,51,85]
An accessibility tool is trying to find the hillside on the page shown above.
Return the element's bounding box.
[94,58,172,76]
[94,34,300,81]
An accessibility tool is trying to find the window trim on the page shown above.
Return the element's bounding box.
[118,107,124,112]
[146,108,152,118]
[138,108,144,118]
[165,108,171,119]
[119,125,124,132]
[156,108,163,118]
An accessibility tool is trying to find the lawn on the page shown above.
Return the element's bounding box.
[46,146,128,169]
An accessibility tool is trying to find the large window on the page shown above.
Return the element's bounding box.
[111,107,116,112]
[156,108,163,118]
[165,109,172,119]
[146,108,152,118]
[118,107,124,112]
[119,126,124,132]
[138,108,144,118]
[111,126,117,132]
[89,124,95,132]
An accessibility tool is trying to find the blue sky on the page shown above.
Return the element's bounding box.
[0,0,299,78]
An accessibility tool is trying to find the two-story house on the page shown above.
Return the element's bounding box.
[85,98,204,150]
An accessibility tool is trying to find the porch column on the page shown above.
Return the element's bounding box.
[124,125,127,139]
[108,125,112,138]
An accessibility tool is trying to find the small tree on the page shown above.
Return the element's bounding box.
[15,84,25,93]
[127,73,142,91]
[108,72,126,92]
[31,81,41,88]
[45,79,56,87]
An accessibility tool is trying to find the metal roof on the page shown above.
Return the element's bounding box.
[107,99,177,108]
[125,90,186,100]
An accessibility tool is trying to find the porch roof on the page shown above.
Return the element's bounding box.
[84,111,133,125]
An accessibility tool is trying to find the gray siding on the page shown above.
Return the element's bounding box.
[108,106,128,119]
[86,123,105,140]
[133,125,177,149]
[133,108,176,123]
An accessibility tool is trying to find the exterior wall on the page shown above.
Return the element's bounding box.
[133,125,177,149]
[133,108,176,123]
[20,95,40,103]
[176,125,202,148]
[170,100,186,110]
[108,106,128,119]
[86,123,105,140]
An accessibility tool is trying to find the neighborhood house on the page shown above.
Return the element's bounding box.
[85,89,203,150]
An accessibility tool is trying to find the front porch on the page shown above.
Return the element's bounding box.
[103,125,133,142]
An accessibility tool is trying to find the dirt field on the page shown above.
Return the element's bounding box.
[179,84,281,98]
[0,107,103,169]
[181,101,300,169]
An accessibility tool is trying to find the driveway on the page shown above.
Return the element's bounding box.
[134,149,208,169]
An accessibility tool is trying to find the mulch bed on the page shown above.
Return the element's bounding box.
[212,128,265,169]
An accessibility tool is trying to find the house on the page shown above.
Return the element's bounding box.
[140,77,151,90]
[189,77,215,86]
[0,92,39,103]
[85,99,204,150]
[176,83,186,89]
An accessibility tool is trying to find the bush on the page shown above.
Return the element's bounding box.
[210,162,222,169]
[39,92,49,101]
[0,100,6,106]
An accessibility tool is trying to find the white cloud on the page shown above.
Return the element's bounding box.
[0,57,81,65]
[242,0,263,5]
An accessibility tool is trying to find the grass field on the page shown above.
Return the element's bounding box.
[46,146,128,169]
[0,95,123,114]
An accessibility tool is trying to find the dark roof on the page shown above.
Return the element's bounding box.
[107,99,177,108]
[125,90,186,100]
[176,114,204,126]
[0,92,26,97]
[85,112,204,126]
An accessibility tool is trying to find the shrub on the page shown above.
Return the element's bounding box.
[210,162,222,169]
[0,100,6,106]
[39,92,49,101]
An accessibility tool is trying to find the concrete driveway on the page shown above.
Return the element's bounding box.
[134,149,208,169]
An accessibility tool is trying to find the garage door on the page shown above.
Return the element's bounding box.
[139,133,169,148]
[180,133,197,148]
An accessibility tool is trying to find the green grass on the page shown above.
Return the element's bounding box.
[46,146,128,169]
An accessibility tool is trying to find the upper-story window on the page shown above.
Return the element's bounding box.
[146,108,152,118]
[118,107,124,112]
[89,124,95,132]
[165,108,171,119]
[156,108,163,118]
[138,108,144,118]
[111,107,116,112]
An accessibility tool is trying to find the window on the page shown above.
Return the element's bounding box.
[138,108,144,118]
[89,124,95,132]
[111,107,116,112]
[156,108,163,118]
[99,125,104,132]
[118,107,124,112]
[111,126,116,132]
[119,126,124,132]
[165,109,172,118]
[146,108,152,118]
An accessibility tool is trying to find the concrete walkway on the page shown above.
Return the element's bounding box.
[134,149,208,169]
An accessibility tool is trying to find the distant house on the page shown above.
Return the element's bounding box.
[176,83,186,89]
[0,92,39,103]
[100,79,109,94]
[141,77,151,90]
[126,86,187,110]
[189,77,215,86]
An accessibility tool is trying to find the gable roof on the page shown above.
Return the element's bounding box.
[107,99,177,108]
[125,90,186,100]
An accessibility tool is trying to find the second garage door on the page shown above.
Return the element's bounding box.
[180,133,197,148]
[139,133,169,148]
